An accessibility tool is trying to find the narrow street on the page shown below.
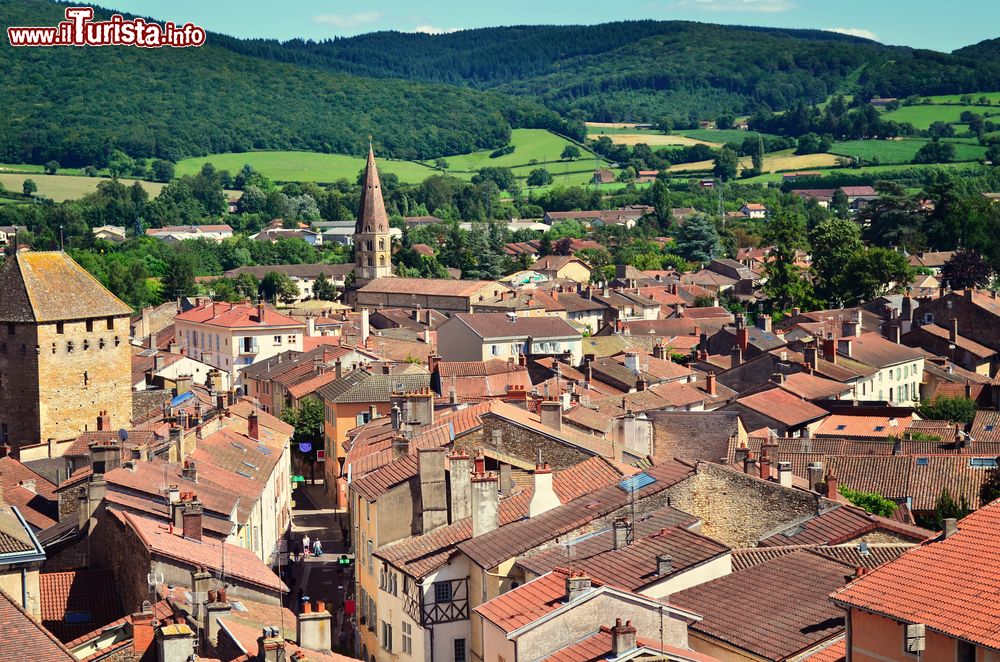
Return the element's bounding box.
[285,481,356,656]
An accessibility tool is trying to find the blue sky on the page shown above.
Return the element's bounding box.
[99,0,994,52]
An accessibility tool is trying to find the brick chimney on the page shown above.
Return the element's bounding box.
[248,410,260,441]
[539,400,562,431]
[297,601,332,653]
[418,448,448,534]
[656,554,673,576]
[257,302,266,322]
[182,498,204,542]
[612,518,631,550]
[804,344,819,371]
[822,335,837,364]
[759,454,771,480]
[96,410,111,432]
[706,371,717,396]
[652,341,667,360]
[743,451,757,475]
[175,374,192,396]
[449,452,472,523]
[528,462,560,518]
[565,572,592,601]
[611,619,637,656]
[471,471,499,538]
[182,460,197,483]
[132,601,156,658]
[204,587,231,647]
[824,469,839,499]
[736,325,749,351]
[733,442,749,466]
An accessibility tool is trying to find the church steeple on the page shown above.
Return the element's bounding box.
[353,141,393,286]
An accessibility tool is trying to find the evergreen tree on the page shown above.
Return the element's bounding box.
[161,252,197,301]
[650,178,672,230]
[674,213,720,263]
[763,210,815,312]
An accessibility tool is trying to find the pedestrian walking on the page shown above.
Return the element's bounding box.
[313,539,323,557]
[302,534,311,557]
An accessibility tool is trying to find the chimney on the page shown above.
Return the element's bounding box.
[248,410,260,441]
[257,626,287,662]
[656,554,673,576]
[418,448,448,534]
[360,308,370,347]
[943,518,959,539]
[733,442,749,467]
[624,350,640,373]
[612,518,631,550]
[652,341,667,360]
[743,452,757,475]
[892,437,902,455]
[175,374,192,396]
[950,317,958,343]
[611,619,637,656]
[528,463,560,518]
[297,601,332,653]
[132,601,156,658]
[736,325,749,351]
[759,454,771,480]
[565,572,592,601]
[731,346,743,367]
[842,310,862,338]
[807,462,824,493]
[204,588,232,647]
[182,460,197,483]
[156,622,196,662]
[778,461,793,488]
[471,471,499,538]
[96,410,111,432]
[757,314,772,333]
[539,400,562,431]
[636,377,648,392]
[182,498,204,542]
[499,460,513,498]
[89,440,122,476]
[804,344,819,370]
[901,294,913,321]
[405,388,435,427]
[190,565,212,619]
[334,359,342,380]
[428,354,441,376]
[822,335,837,364]
[824,470,839,499]
[706,371,717,396]
[449,452,472,523]
[390,403,403,431]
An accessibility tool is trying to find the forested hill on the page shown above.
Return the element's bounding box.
[0,0,557,167]
[226,22,1000,123]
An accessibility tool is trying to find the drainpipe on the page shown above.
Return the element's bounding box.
[21,567,28,611]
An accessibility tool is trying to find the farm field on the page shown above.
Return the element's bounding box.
[738,160,985,184]
[597,133,721,147]
[176,151,438,184]
[921,92,1000,105]
[830,139,986,164]
[0,173,166,202]
[430,129,602,172]
[675,129,776,143]
[0,163,96,176]
[668,150,839,174]
[880,104,997,129]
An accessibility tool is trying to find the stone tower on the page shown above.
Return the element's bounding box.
[0,251,133,453]
[353,143,393,286]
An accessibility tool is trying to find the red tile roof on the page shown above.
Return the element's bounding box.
[832,499,1000,650]
[735,389,828,427]
[114,511,287,592]
[803,638,846,662]
[476,568,606,633]
[814,414,913,438]
[0,588,74,661]
[673,551,852,660]
[39,570,124,642]
[757,504,931,547]
[0,456,58,529]
[175,301,303,329]
[546,627,718,662]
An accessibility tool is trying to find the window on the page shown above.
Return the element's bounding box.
[83,371,89,386]
[274,335,283,345]
[491,345,499,356]
[381,621,393,651]
[368,540,374,574]
[454,638,466,662]
[85,319,93,332]
[434,581,452,603]
[0,423,8,443]
[970,458,998,468]
[56,322,64,334]
[835,424,847,431]
[106,317,114,330]
[985,424,995,432]
[957,641,975,662]
[6,323,13,336]
[916,457,929,466]
[402,622,412,654]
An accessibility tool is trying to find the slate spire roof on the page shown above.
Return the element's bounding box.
[356,144,389,234]
[0,251,133,322]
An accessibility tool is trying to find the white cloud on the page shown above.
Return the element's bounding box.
[411,25,459,35]
[825,27,880,42]
[312,11,383,30]
[673,0,796,12]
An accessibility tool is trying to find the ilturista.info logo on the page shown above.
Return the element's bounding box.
[7,7,206,48]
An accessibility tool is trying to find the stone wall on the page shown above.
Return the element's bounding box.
[665,462,823,547]
[472,415,592,469]
[92,508,153,612]
[0,322,41,451]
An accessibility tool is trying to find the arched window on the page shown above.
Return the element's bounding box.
[378,255,384,266]
[378,239,385,250]
[367,257,373,267]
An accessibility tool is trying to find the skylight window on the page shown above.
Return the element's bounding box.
[873,426,885,432]
[916,457,929,466]
[835,424,847,431]
[985,424,995,432]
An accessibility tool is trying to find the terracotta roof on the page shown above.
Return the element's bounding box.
[731,544,913,572]
[673,551,852,660]
[734,389,828,427]
[815,414,914,439]
[832,500,1000,650]
[113,511,286,592]
[476,568,607,633]
[777,373,852,400]
[0,252,132,323]
[905,323,995,358]
[39,570,124,642]
[317,367,430,404]
[0,504,38,555]
[841,332,923,368]
[757,504,931,547]
[175,301,304,329]
[357,277,504,297]
[803,638,846,662]
[458,460,695,569]
[0,456,58,529]
[0,588,75,661]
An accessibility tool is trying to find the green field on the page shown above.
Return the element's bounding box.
[920,92,1000,105]
[176,151,438,184]
[0,174,166,202]
[431,129,605,173]
[881,104,997,129]
[830,139,986,164]
[675,128,776,143]
[738,160,984,184]
[0,163,98,176]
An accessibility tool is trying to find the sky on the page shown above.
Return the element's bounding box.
[96,0,993,52]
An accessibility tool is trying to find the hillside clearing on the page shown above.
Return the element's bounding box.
[177,151,438,184]
[595,133,721,148]
[0,174,166,202]
[667,151,840,174]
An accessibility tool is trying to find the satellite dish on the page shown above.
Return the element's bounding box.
[118,428,129,442]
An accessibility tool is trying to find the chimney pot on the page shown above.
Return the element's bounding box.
[943,518,959,539]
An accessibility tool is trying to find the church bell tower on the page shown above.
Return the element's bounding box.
[353,142,393,286]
